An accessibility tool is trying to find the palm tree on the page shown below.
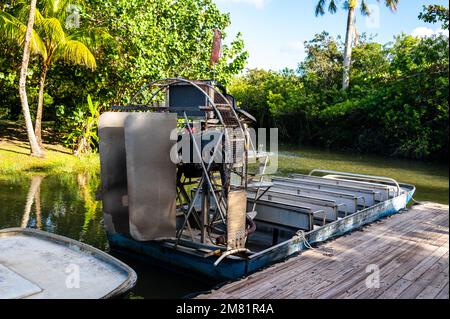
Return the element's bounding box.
[1,0,102,146]
[315,0,399,90]
[13,0,44,157]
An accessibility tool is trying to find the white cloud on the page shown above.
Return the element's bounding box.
[412,27,449,38]
[437,29,450,37]
[215,0,270,9]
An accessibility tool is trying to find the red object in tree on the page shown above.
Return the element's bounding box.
[210,29,222,67]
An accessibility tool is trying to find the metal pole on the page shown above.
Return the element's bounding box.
[175,117,226,241]
[200,174,209,243]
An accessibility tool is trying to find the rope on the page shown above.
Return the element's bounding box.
[296,230,314,250]
[296,230,335,257]
[411,197,423,206]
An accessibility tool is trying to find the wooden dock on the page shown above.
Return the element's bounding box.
[197,202,449,299]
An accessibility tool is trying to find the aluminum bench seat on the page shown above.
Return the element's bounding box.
[289,173,398,200]
[247,198,324,231]
[249,190,341,223]
[270,184,360,213]
[272,177,382,206]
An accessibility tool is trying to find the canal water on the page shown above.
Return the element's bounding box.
[0,148,448,298]
[0,173,214,299]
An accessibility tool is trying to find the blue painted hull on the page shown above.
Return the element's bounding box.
[107,185,415,281]
[107,234,247,281]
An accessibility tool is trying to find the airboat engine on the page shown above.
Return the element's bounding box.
[98,78,257,259]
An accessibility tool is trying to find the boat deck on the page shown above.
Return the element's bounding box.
[196,202,449,299]
[0,228,136,299]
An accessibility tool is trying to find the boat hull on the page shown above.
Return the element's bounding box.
[107,185,415,281]
[0,228,137,299]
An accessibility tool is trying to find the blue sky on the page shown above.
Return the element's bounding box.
[213,0,449,70]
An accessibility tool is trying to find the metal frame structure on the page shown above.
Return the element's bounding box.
[114,78,255,257]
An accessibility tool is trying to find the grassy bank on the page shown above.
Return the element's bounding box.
[0,120,99,178]
[0,140,99,178]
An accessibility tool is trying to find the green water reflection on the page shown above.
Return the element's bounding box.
[0,173,212,299]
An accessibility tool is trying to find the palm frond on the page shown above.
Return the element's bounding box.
[360,0,370,16]
[40,0,60,17]
[67,27,115,50]
[0,11,47,58]
[328,0,338,14]
[37,17,65,44]
[34,8,45,24]
[381,0,399,12]
[5,1,30,23]
[18,23,48,58]
[315,0,327,16]
[40,0,79,20]
[5,2,43,24]
[56,39,96,69]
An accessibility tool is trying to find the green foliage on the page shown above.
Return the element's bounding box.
[419,4,449,29]
[0,0,248,136]
[1,1,102,68]
[230,32,449,161]
[2,0,447,162]
[58,94,101,155]
[0,0,111,131]
[80,0,248,104]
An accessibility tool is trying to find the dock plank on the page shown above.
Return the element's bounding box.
[435,283,449,299]
[196,202,449,299]
[416,260,449,299]
[347,241,438,299]
[254,208,441,298]
[338,221,449,299]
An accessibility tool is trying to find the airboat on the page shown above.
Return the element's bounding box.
[98,78,415,281]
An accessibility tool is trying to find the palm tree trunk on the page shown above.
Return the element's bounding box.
[35,64,49,146]
[35,183,42,230]
[342,5,356,90]
[21,176,44,228]
[18,0,43,157]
